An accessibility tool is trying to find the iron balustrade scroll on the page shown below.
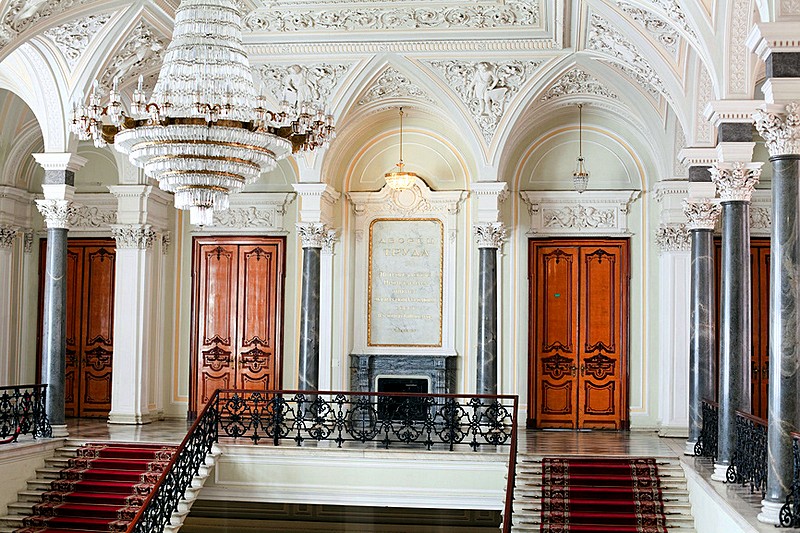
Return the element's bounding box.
[0,384,52,443]
[726,410,767,496]
[780,433,800,527]
[216,389,517,451]
[694,400,718,459]
[126,391,219,532]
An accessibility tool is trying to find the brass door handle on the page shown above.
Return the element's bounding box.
[580,364,585,377]
[570,364,577,377]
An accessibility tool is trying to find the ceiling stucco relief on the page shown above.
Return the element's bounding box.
[358,67,435,106]
[587,13,670,102]
[615,2,680,58]
[426,59,544,143]
[0,0,91,48]
[782,0,800,15]
[694,65,712,144]
[242,0,539,32]
[641,0,697,37]
[255,63,352,108]
[540,67,618,102]
[727,0,750,95]
[42,14,112,69]
[98,21,166,91]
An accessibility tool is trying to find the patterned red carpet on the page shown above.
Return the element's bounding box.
[14,442,176,533]
[538,457,668,533]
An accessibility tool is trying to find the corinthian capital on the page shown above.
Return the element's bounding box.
[683,198,722,231]
[711,162,761,202]
[297,222,327,248]
[35,199,75,229]
[474,222,507,249]
[0,225,16,248]
[753,102,800,157]
[111,224,156,250]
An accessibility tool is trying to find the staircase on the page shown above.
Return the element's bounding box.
[508,455,697,532]
[0,439,220,533]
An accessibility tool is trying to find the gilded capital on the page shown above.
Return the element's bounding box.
[683,198,721,230]
[753,102,800,157]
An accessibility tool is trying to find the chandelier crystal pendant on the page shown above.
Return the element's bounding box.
[70,0,334,226]
[384,107,417,191]
[573,103,589,194]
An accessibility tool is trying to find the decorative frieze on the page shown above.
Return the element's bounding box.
[42,14,111,68]
[656,223,690,252]
[214,206,275,229]
[521,190,639,236]
[683,198,721,231]
[297,222,327,248]
[753,102,800,157]
[111,224,156,250]
[427,59,544,142]
[540,68,618,101]
[243,1,539,32]
[68,204,117,229]
[35,199,76,229]
[474,222,506,249]
[711,162,761,202]
[359,67,434,105]
[0,225,16,248]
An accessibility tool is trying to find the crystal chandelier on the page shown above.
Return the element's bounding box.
[70,0,334,226]
[384,107,417,191]
[573,103,589,194]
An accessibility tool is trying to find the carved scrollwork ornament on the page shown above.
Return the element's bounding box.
[35,199,76,230]
[753,102,800,157]
[683,198,722,231]
[711,162,761,202]
[474,222,507,249]
[297,222,327,248]
[110,224,156,250]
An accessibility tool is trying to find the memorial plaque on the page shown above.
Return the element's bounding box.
[368,218,443,347]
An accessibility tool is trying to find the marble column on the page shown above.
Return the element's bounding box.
[297,223,325,391]
[108,224,157,425]
[34,192,76,438]
[474,223,506,395]
[683,199,722,455]
[754,102,800,522]
[711,162,761,481]
[0,226,17,386]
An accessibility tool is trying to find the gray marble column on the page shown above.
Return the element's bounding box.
[474,223,505,395]
[683,199,721,455]
[754,102,800,522]
[297,223,325,391]
[35,195,76,437]
[711,162,761,481]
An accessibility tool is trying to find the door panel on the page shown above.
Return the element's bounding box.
[64,248,82,417]
[529,239,629,429]
[191,237,285,415]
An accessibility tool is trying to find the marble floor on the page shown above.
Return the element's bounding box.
[58,419,773,531]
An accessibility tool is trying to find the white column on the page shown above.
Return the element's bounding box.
[108,224,157,424]
[0,227,16,386]
[319,229,338,390]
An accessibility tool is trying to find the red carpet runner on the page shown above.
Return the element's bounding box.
[15,442,177,533]
[539,457,668,533]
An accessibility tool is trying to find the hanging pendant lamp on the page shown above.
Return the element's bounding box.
[384,107,417,191]
[573,103,590,194]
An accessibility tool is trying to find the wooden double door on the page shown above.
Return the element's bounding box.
[38,239,116,418]
[190,237,286,416]
[528,239,629,429]
[714,238,770,419]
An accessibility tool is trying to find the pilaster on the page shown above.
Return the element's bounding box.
[0,225,16,386]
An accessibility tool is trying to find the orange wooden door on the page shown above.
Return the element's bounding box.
[39,239,116,418]
[191,237,285,415]
[529,239,629,429]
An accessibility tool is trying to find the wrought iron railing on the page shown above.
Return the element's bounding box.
[127,390,219,532]
[780,433,800,527]
[0,384,51,443]
[216,389,517,451]
[694,399,718,459]
[502,400,519,533]
[726,410,767,496]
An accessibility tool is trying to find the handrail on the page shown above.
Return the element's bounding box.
[126,389,219,532]
[694,399,718,458]
[501,397,519,533]
[0,384,51,443]
[726,409,767,495]
[734,409,767,426]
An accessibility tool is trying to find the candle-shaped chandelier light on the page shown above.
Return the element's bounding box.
[70,0,334,226]
[573,103,589,194]
[384,107,417,191]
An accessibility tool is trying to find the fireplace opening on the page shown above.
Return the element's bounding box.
[376,376,429,420]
